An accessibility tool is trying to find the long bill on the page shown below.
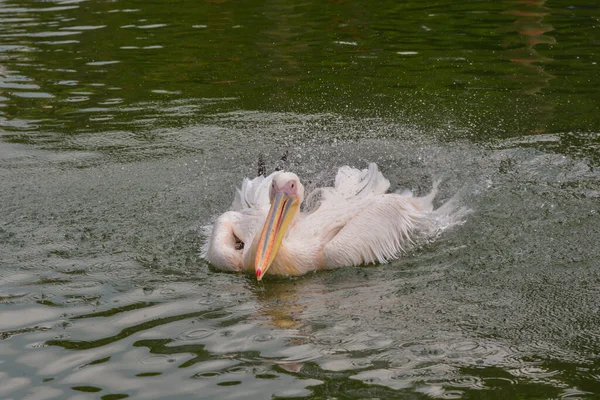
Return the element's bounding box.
[254,192,299,281]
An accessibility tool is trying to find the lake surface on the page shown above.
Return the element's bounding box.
[1,0,600,398]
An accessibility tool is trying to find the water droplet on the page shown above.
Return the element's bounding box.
[253,334,274,342]
[139,355,175,365]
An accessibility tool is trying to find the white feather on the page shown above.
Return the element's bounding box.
[231,171,277,211]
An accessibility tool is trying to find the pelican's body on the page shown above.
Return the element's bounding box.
[203,163,452,279]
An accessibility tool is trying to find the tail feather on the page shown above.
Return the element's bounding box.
[231,172,277,211]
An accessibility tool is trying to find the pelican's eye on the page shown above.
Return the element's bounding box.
[290,182,295,189]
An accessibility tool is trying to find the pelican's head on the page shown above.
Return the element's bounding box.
[268,172,305,204]
[254,172,304,281]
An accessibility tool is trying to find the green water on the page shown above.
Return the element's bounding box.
[1,0,600,398]
[2,0,599,141]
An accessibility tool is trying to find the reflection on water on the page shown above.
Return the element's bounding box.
[8,268,600,398]
[501,0,556,95]
[499,0,556,138]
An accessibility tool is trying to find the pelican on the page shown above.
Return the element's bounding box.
[202,163,454,280]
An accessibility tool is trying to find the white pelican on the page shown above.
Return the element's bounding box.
[203,163,450,280]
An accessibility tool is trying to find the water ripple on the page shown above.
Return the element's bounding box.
[177,328,214,341]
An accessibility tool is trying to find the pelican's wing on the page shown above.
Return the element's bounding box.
[231,171,279,211]
[319,163,390,206]
[319,194,430,269]
[202,208,267,271]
